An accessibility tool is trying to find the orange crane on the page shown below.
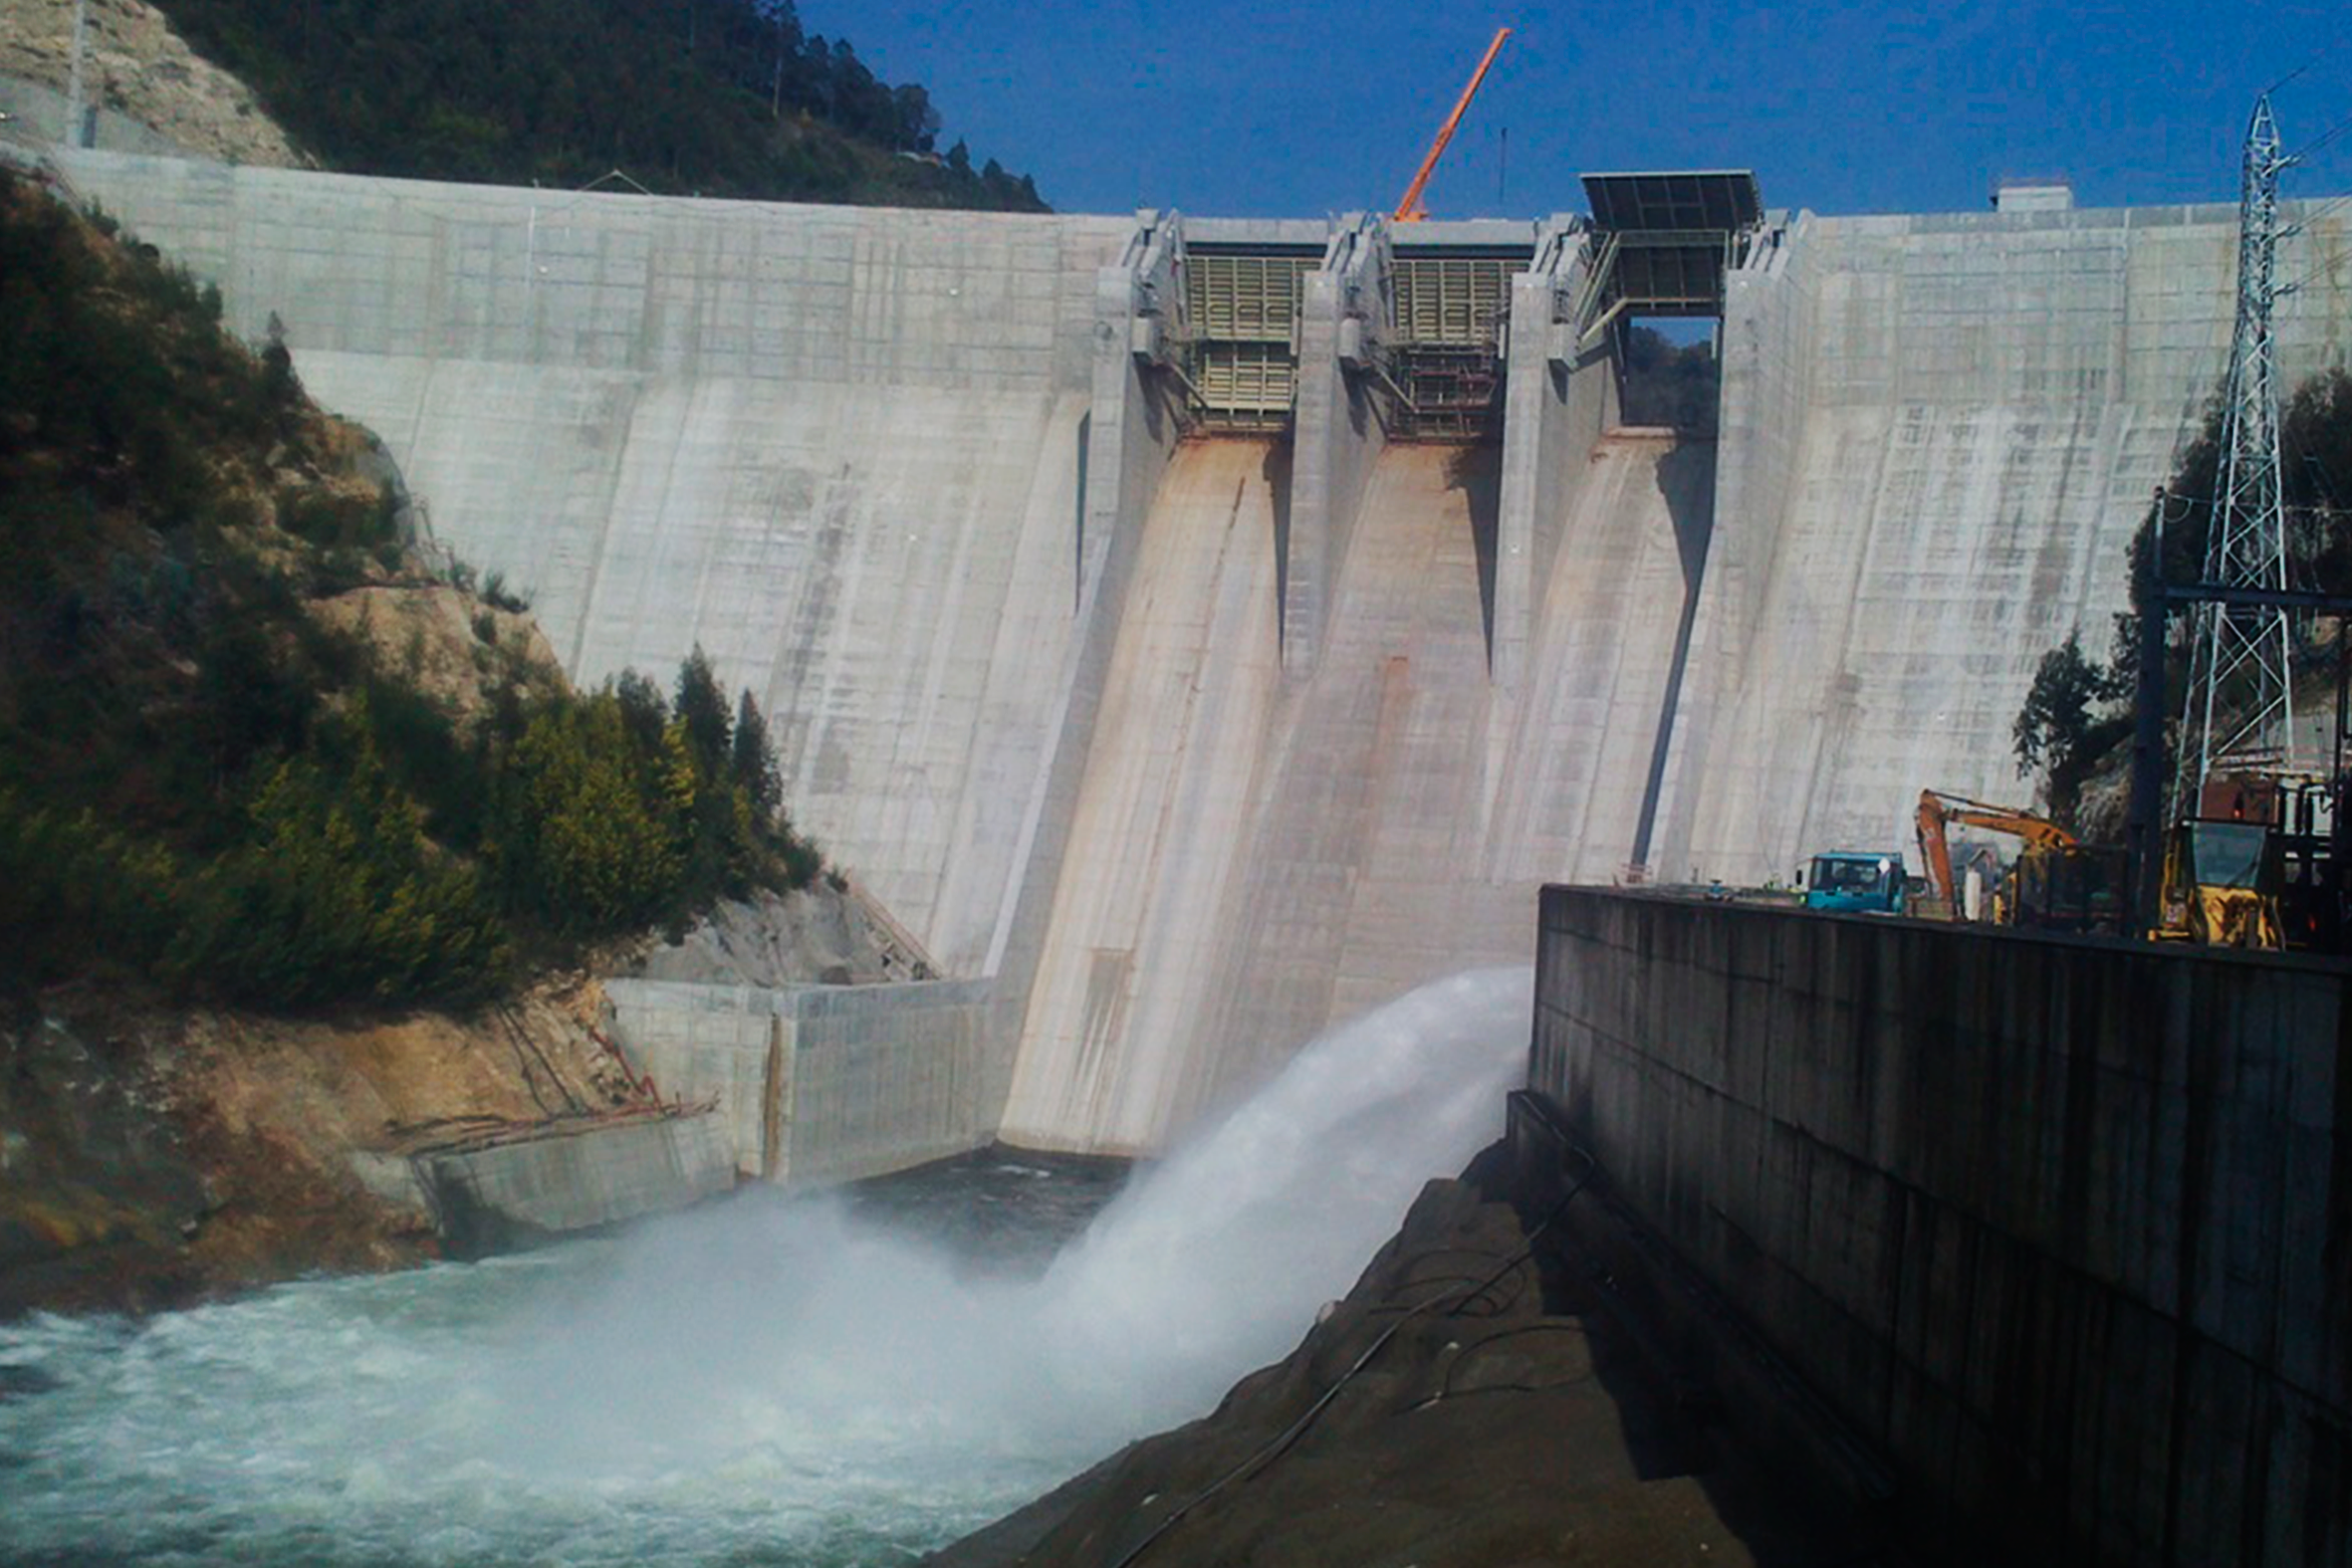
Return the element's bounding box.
[1392,27,1513,223]
[1914,788,2078,907]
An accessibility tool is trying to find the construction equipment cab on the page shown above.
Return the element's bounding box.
[2156,818,2285,949]
[1803,852,1908,915]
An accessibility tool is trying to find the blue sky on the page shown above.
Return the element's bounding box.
[803,0,2352,220]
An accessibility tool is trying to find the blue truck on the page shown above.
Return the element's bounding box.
[1802,851,1908,915]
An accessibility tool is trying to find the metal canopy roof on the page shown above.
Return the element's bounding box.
[1580,170,1763,233]
[1575,170,1764,318]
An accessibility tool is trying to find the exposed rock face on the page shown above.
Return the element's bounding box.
[0,976,649,1317]
[0,0,308,166]
[931,1177,1884,1568]
[311,584,566,727]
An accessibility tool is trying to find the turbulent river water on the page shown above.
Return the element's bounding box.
[0,967,1533,1567]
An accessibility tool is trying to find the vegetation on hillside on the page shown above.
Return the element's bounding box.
[146,0,1047,211]
[2012,370,2352,827]
[1620,327,1720,434]
[0,170,820,1009]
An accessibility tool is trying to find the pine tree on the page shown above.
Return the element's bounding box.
[674,646,732,780]
[730,689,782,818]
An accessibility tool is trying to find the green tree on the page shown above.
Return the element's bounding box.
[730,688,781,817]
[147,0,1049,210]
[179,728,507,1004]
[496,696,681,931]
[674,645,732,779]
[2012,634,2128,828]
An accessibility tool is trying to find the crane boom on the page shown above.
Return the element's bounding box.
[1393,27,1513,223]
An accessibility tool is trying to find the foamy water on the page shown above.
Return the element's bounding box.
[0,966,1532,1566]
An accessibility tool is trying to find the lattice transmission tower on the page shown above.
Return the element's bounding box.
[2179,94,2298,804]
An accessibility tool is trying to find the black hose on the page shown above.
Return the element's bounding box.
[1405,1320,1596,1411]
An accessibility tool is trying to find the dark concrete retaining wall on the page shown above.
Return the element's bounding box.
[1529,886,2350,1567]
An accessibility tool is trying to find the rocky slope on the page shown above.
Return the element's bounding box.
[931,1175,1895,1568]
[0,0,307,165]
[0,975,643,1316]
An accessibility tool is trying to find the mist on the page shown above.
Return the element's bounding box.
[0,966,1534,1566]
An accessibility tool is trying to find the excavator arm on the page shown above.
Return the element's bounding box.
[1915,789,2078,904]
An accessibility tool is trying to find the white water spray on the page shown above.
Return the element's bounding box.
[0,966,1532,1566]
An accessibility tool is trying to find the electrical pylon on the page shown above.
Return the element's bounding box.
[2179,93,2297,806]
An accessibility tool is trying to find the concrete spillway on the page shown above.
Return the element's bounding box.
[50,148,2351,1158]
[1007,437,1708,1150]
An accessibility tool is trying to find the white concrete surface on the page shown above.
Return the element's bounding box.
[1007,444,1535,1152]
[1002,440,1284,1147]
[1661,201,2352,885]
[606,976,995,1187]
[1492,429,1714,885]
[413,1110,735,1254]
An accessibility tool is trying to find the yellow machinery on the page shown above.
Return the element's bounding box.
[1392,27,1513,223]
[2153,818,2285,949]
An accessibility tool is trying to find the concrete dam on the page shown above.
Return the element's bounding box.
[51,148,2352,1160]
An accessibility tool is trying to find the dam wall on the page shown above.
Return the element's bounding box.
[1493,219,1615,693]
[410,1107,736,1257]
[48,145,2352,1157]
[1658,200,2351,886]
[1284,215,1390,672]
[1529,887,2351,1567]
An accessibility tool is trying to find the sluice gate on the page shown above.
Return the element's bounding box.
[1178,245,1317,431]
[1386,247,1522,439]
[1163,225,1534,443]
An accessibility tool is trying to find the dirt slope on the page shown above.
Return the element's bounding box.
[0,0,307,165]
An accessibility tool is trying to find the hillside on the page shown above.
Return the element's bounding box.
[0,166,942,1313]
[0,166,827,1011]
[137,0,1047,210]
[0,0,308,166]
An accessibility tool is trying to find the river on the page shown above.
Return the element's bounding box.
[0,967,1533,1567]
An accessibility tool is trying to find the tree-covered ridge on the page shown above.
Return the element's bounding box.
[1619,327,1719,434]
[0,170,821,1009]
[145,0,1047,211]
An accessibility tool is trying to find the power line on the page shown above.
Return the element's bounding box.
[2264,36,2352,99]
[2287,112,2352,165]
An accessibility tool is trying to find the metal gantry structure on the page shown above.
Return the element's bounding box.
[2178,94,2299,804]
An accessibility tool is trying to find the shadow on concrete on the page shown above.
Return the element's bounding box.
[1632,436,1719,870]
[1072,409,1091,610]
[1495,1118,1908,1568]
[1263,436,1294,651]
[1445,441,1503,672]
